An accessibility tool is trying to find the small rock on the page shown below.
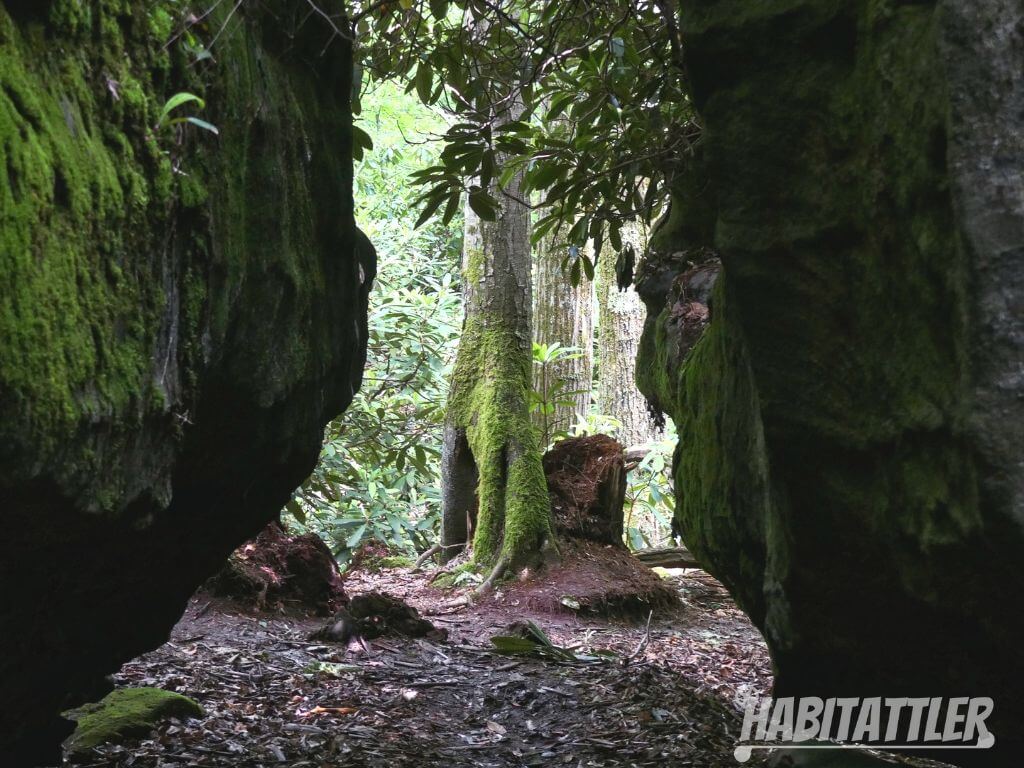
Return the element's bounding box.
[63,688,204,757]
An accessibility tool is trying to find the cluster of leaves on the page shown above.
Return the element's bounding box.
[529,342,586,447]
[156,92,219,135]
[286,82,463,566]
[623,433,677,550]
[348,0,696,284]
[491,620,616,663]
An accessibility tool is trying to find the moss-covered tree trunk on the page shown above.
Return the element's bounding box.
[596,224,660,447]
[441,167,554,571]
[531,230,594,441]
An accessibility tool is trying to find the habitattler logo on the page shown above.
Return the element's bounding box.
[732,696,996,762]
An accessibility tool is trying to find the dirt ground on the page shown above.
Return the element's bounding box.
[72,565,775,767]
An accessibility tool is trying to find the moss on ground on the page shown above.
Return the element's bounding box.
[378,554,415,569]
[432,561,484,590]
[64,688,203,755]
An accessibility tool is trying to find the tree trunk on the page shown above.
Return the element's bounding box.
[440,167,554,570]
[596,222,661,446]
[531,232,594,444]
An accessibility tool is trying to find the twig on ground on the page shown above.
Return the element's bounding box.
[625,609,653,664]
[416,543,468,573]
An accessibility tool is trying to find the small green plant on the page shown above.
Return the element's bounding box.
[530,342,585,447]
[566,410,624,439]
[623,435,677,551]
[490,620,616,663]
[156,92,218,135]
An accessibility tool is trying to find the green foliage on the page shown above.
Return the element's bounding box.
[432,561,484,589]
[623,433,677,551]
[287,82,462,566]
[156,91,218,135]
[490,620,615,662]
[351,0,694,280]
[529,342,585,447]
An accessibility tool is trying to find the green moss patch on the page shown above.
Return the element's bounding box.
[447,314,554,569]
[431,560,484,590]
[446,234,554,570]
[64,688,204,755]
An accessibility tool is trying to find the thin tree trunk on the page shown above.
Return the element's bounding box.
[531,234,594,444]
[596,222,661,447]
[440,160,554,570]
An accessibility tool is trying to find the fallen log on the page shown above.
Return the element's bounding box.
[623,444,654,471]
[633,546,702,570]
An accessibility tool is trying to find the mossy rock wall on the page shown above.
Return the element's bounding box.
[637,0,1023,759]
[0,2,374,763]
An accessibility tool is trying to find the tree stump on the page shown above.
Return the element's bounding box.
[207,522,347,614]
[543,434,627,546]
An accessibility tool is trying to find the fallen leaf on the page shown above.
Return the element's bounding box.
[299,706,357,717]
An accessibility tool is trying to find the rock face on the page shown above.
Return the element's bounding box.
[0,2,373,763]
[637,0,1023,760]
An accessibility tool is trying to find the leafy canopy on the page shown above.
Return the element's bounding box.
[347,0,696,281]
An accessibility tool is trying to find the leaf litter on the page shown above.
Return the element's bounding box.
[70,568,777,767]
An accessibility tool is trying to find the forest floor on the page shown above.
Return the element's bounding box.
[74,563,775,767]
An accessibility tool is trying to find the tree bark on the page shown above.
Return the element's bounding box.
[531,231,594,443]
[596,223,661,446]
[440,161,555,570]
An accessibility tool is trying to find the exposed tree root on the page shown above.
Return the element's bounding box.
[413,544,442,570]
[478,554,511,593]
[444,554,510,609]
[413,543,467,571]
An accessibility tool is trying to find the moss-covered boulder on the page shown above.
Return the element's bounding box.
[637,0,1023,761]
[0,2,373,763]
[65,688,204,757]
